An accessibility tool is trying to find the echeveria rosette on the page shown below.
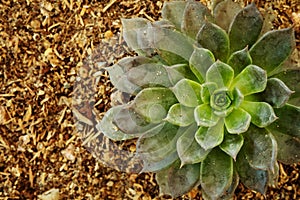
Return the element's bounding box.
[97,0,300,199]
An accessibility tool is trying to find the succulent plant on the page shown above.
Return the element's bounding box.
[97,0,300,199]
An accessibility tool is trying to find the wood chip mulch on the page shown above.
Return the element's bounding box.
[0,0,299,200]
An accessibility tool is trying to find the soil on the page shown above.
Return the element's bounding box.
[0,0,299,200]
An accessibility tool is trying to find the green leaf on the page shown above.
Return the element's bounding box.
[249,27,295,74]
[241,101,277,128]
[242,125,277,172]
[219,168,240,200]
[271,69,300,106]
[220,132,244,160]
[145,24,195,61]
[231,87,244,109]
[128,63,172,88]
[227,47,252,75]
[156,160,201,198]
[224,108,251,134]
[201,82,218,104]
[107,56,155,94]
[261,78,293,108]
[165,64,198,85]
[231,65,267,96]
[166,103,195,126]
[112,105,154,134]
[268,104,300,138]
[121,18,151,55]
[195,119,224,150]
[161,1,187,30]
[213,0,242,31]
[268,129,300,164]
[229,3,263,53]
[177,124,210,166]
[137,122,180,172]
[132,88,177,123]
[197,22,230,62]
[171,79,202,107]
[181,0,213,38]
[189,47,215,83]
[210,88,233,116]
[98,105,141,141]
[236,148,268,194]
[206,61,234,88]
[194,104,219,127]
[200,148,233,200]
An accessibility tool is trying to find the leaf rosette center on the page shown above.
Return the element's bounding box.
[211,89,232,112]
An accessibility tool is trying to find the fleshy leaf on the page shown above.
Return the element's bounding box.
[194,104,219,127]
[220,132,244,160]
[268,129,300,164]
[261,78,293,108]
[249,27,295,74]
[171,79,202,107]
[166,103,195,126]
[98,105,140,141]
[128,63,172,88]
[107,56,156,94]
[268,104,300,138]
[156,160,201,198]
[227,47,252,75]
[195,119,224,150]
[229,3,263,53]
[210,88,232,115]
[181,0,213,38]
[121,18,152,55]
[236,148,268,194]
[231,65,267,96]
[268,161,279,188]
[200,148,233,200]
[271,69,300,106]
[213,0,242,31]
[232,87,244,109]
[177,124,210,166]
[242,125,277,172]
[165,64,198,85]
[143,23,195,61]
[206,61,234,88]
[197,22,230,62]
[132,88,177,123]
[137,122,180,172]
[161,1,187,30]
[113,105,154,134]
[241,101,277,127]
[224,108,251,134]
[219,168,240,200]
[201,82,218,104]
[189,47,215,83]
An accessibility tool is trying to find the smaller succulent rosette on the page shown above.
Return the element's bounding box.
[97,0,300,199]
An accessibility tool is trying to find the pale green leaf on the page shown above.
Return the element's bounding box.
[241,101,277,127]
[177,124,210,166]
[165,64,198,85]
[224,108,251,134]
[189,47,215,83]
[195,119,224,150]
[132,88,177,123]
[194,104,219,127]
[201,82,218,104]
[231,65,267,96]
[220,132,244,160]
[172,79,202,107]
[206,61,234,88]
[161,1,187,30]
[227,47,252,75]
[166,103,195,126]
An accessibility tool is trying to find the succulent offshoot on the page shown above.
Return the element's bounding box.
[98,0,299,199]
